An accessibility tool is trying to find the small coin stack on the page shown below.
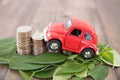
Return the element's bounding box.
[16,26,32,55]
[32,31,46,55]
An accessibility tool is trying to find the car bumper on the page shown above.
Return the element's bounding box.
[43,26,48,41]
[96,48,99,55]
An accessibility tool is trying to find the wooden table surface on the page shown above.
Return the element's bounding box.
[0,0,120,80]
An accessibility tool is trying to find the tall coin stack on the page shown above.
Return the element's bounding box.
[32,31,46,55]
[16,26,32,55]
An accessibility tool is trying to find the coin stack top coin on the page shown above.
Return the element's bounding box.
[16,26,32,55]
[32,31,46,55]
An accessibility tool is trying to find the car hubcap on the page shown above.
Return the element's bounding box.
[50,43,58,50]
[84,51,91,58]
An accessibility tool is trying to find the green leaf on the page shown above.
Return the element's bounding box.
[88,63,95,71]
[75,68,88,78]
[19,70,30,80]
[9,55,49,70]
[25,52,67,64]
[98,43,120,67]
[100,51,114,65]
[88,64,109,80]
[98,44,112,53]
[56,62,88,75]
[0,53,17,64]
[0,37,16,55]
[0,37,16,64]
[76,56,84,62]
[112,50,120,67]
[9,62,48,70]
[68,54,78,60]
[72,77,83,80]
[34,69,55,78]
[53,64,72,80]
[0,57,9,64]
[100,49,120,67]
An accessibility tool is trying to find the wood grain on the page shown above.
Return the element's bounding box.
[0,0,120,80]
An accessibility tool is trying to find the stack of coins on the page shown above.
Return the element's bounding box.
[32,31,46,55]
[16,26,32,55]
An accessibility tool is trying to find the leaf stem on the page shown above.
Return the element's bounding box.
[29,67,48,80]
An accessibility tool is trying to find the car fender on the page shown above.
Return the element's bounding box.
[47,32,64,47]
[79,41,97,55]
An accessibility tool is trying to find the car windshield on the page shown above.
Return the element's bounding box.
[65,19,72,30]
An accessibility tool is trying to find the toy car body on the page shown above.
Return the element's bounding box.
[43,18,98,59]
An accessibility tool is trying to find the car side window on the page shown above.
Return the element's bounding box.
[70,29,82,36]
[84,32,92,40]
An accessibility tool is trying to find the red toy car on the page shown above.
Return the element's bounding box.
[43,18,98,59]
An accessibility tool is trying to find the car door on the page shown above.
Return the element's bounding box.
[65,28,82,50]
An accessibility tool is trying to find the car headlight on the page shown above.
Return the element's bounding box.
[47,33,51,37]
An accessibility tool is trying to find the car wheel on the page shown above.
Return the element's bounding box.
[81,48,95,59]
[47,40,61,51]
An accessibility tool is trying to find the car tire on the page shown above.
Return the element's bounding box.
[47,40,61,51]
[81,48,95,59]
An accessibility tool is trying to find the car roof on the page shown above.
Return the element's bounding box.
[71,18,96,34]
